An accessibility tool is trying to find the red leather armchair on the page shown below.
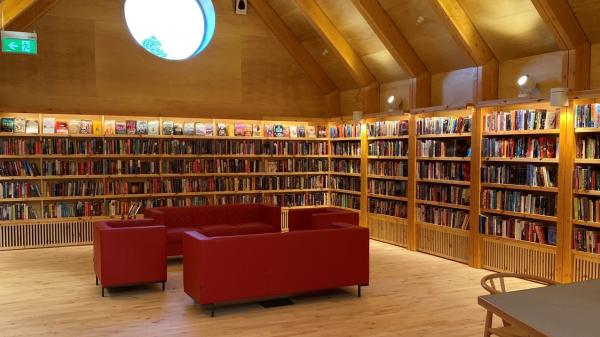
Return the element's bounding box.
[183,223,369,316]
[288,207,359,231]
[93,219,167,297]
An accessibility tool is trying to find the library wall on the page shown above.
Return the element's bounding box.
[0,0,328,118]
[589,43,600,89]
[498,51,566,99]
[339,80,411,116]
[431,68,477,106]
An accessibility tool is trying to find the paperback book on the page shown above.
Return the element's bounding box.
[104,120,116,135]
[148,120,160,136]
[43,118,55,134]
[68,120,81,134]
[162,121,174,135]
[183,122,195,135]
[13,117,26,133]
[136,120,148,135]
[115,121,127,135]
[126,120,137,135]
[80,120,92,134]
[1,118,14,133]
[173,122,183,135]
[25,120,39,134]
[55,121,69,135]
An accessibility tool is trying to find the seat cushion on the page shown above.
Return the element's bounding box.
[235,222,277,235]
[167,227,197,244]
[197,224,239,237]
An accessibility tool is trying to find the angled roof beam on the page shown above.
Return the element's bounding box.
[1,0,59,31]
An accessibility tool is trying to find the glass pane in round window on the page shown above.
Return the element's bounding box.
[124,0,215,61]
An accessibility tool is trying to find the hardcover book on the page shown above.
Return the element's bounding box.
[104,120,116,135]
[136,120,148,135]
[173,122,183,135]
[234,123,245,137]
[205,124,214,136]
[217,123,228,137]
[126,120,137,135]
[162,121,174,135]
[297,126,305,138]
[115,121,126,135]
[289,126,298,138]
[274,125,284,137]
[283,126,290,138]
[79,120,92,134]
[317,126,327,138]
[13,117,26,133]
[25,120,39,134]
[253,124,261,137]
[182,122,194,135]
[306,126,316,138]
[55,121,69,135]
[68,120,81,134]
[264,125,274,137]
[43,118,56,134]
[148,120,160,135]
[195,122,206,136]
[1,118,14,133]
[92,120,102,134]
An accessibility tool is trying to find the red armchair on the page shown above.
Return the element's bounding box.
[93,219,167,297]
[288,207,359,231]
[144,204,281,256]
[183,223,369,316]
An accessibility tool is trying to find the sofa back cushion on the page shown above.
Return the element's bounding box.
[192,204,261,227]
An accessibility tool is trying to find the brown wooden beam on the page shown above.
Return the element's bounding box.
[1,0,59,31]
[409,73,431,109]
[531,0,590,91]
[294,0,377,87]
[251,0,338,95]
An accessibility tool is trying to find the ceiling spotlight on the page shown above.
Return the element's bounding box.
[517,74,538,98]
[387,95,402,112]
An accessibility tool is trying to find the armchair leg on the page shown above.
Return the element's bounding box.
[101,287,105,297]
[358,285,361,298]
[484,311,493,337]
[162,282,165,291]
[95,276,98,286]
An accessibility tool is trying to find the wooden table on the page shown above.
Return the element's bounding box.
[478,279,600,337]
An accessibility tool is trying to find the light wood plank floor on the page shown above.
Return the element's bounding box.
[1,240,496,337]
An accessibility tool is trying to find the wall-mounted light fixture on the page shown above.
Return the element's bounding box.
[517,74,538,98]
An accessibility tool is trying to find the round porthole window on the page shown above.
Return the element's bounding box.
[124,0,216,61]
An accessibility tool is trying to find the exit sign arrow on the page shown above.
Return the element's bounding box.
[1,31,38,55]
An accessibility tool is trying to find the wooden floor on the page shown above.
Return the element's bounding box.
[1,241,499,337]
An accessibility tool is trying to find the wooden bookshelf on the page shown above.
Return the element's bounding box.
[327,120,363,212]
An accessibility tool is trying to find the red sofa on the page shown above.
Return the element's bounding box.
[144,204,281,256]
[183,222,369,315]
[288,207,359,231]
[93,219,167,297]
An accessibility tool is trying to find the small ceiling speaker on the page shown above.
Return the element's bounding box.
[352,111,363,123]
[550,87,569,107]
[235,0,247,15]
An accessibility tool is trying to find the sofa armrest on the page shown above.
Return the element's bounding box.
[312,211,359,229]
[287,208,320,231]
[259,205,282,232]
[144,208,165,226]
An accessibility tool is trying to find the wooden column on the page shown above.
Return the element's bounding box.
[360,122,369,227]
[469,105,483,268]
[406,113,418,250]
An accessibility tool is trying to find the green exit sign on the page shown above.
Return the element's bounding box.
[1,31,37,55]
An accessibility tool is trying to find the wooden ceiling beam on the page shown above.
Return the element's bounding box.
[531,0,590,91]
[352,0,430,108]
[0,0,59,31]
[428,0,498,100]
[251,0,338,95]
[293,0,377,88]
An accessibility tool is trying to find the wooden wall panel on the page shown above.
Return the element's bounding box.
[379,80,411,111]
[0,0,328,118]
[498,50,566,99]
[340,89,363,116]
[431,68,476,106]
[589,43,600,89]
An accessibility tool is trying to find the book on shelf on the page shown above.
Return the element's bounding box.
[1,118,14,133]
[264,125,274,137]
[574,227,600,253]
[306,126,316,138]
[42,118,55,134]
[484,109,557,132]
[13,117,26,133]
[283,126,290,138]
[274,125,284,138]
[115,121,127,135]
[104,120,116,135]
[182,122,195,136]
[80,120,92,134]
[298,126,305,138]
[481,164,556,187]
[290,126,298,138]
[67,120,80,134]
[482,136,557,159]
[125,120,137,135]
[25,120,39,134]
[92,120,102,135]
[369,198,407,217]
[217,123,228,137]
[194,122,206,136]
[162,121,174,135]
[368,120,409,137]
[418,205,470,229]
[575,103,600,128]
[234,123,252,137]
[481,189,556,216]
[55,121,69,135]
[173,122,183,135]
[479,214,555,245]
[417,116,471,135]
[148,120,160,136]
[253,124,261,137]
[136,120,149,135]
[317,126,327,138]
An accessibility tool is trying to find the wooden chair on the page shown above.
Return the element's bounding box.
[480,273,558,337]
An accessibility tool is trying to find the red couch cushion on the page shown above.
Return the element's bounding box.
[235,222,277,235]
[197,224,239,237]
[162,207,195,228]
[193,204,261,227]
[167,227,197,244]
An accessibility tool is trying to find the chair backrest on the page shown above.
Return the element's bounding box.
[481,272,558,295]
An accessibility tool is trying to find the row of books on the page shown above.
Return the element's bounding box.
[43,201,104,218]
[575,137,600,159]
[262,141,328,156]
[46,181,104,197]
[162,140,213,155]
[482,137,557,159]
[331,159,360,174]
[0,204,38,220]
[368,161,407,177]
[483,109,557,132]
[416,116,472,135]
[332,142,360,156]
[105,179,162,195]
[214,176,328,192]
[1,118,42,134]
[330,176,360,192]
[573,196,600,223]
[265,159,329,173]
[574,227,600,253]
[217,195,263,206]
[369,198,407,217]
[0,182,41,198]
[368,180,407,197]
[0,138,39,155]
[479,214,556,245]
[417,139,470,158]
[0,161,40,177]
[418,162,470,181]
[574,104,600,128]
[416,184,469,206]
[481,189,556,216]
[215,140,262,155]
[164,159,214,174]
[330,192,360,209]
[481,164,557,187]
[264,192,326,208]
[367,120,408,137]
[42,139,105,155]
[368,140,408,157]
[573,166,600,191]
[417,205,470,229]
[329,124,361,138]
[155,178,216,194]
